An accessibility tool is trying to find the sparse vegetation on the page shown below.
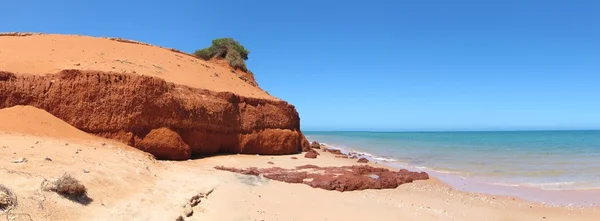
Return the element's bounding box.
[53,174,87,198]
[194,38,251,73]
[0,184,15,211]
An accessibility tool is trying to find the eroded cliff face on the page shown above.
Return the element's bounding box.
[0,70,309,159]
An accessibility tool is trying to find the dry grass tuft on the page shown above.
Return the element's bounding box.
[0,184,15,211]
[54,174,87,198]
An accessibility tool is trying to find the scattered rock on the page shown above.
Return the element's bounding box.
[290,157,298,160]
[45,157,52,161]
[83,169,90,173]
[310,141,321,149]
[101,142,106,146]
[11,158,27,163]
[267,161,274,165]
[357,158,369,163]
[335,155,349,159]
[216,165,429,192]
[304,150,318,159]
[183,204,193,217]
[175,216,184,221]
[190,195,201,207]
[324,148,344,155]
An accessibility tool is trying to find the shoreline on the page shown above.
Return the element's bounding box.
[314,141,600,207]
[1,132,599,220]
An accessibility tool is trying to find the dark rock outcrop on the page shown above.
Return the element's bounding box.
[357,158,369,163]
[0,70,310,160]
[216,165,429,191]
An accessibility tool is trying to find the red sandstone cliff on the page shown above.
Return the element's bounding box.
[0,34,309,159]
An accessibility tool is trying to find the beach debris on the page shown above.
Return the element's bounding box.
[44,174,88,203]
[190,195,201,207]
[182,188,213,218]
[335,155,349,159]
[216,164,429,192]
[357,158,369,163]
[183,204,193,217]
[83,169,90,173]
[0,184,16,211]
[45,157,52,161]
[310,141,321,149]
[205,188,214,198]
[11,157,27,163]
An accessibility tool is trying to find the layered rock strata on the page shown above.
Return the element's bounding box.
[0,70,309,159]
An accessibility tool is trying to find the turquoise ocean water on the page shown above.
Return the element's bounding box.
[304,130,600,204]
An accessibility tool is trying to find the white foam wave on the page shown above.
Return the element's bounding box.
[487,182,521,187]
[373,157,397,162]
[522,182,577,190]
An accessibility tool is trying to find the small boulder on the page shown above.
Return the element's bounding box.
[310,141,321,149]
[304,151,318,159]
[357,158,369,163]
[291,157,298,160]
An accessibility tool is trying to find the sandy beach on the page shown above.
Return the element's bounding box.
[1,108,599,220]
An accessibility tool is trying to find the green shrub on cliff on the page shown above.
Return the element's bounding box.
[194,38,250,72]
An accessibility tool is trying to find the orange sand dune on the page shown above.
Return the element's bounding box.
[0,34,307,159]
[0,33,273,100]
[0,105,96,140]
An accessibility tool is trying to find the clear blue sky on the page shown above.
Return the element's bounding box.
[3,0,599,131]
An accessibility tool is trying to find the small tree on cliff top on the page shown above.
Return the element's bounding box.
[194,38,251,73]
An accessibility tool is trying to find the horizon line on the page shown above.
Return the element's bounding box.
[302,129,600,133]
